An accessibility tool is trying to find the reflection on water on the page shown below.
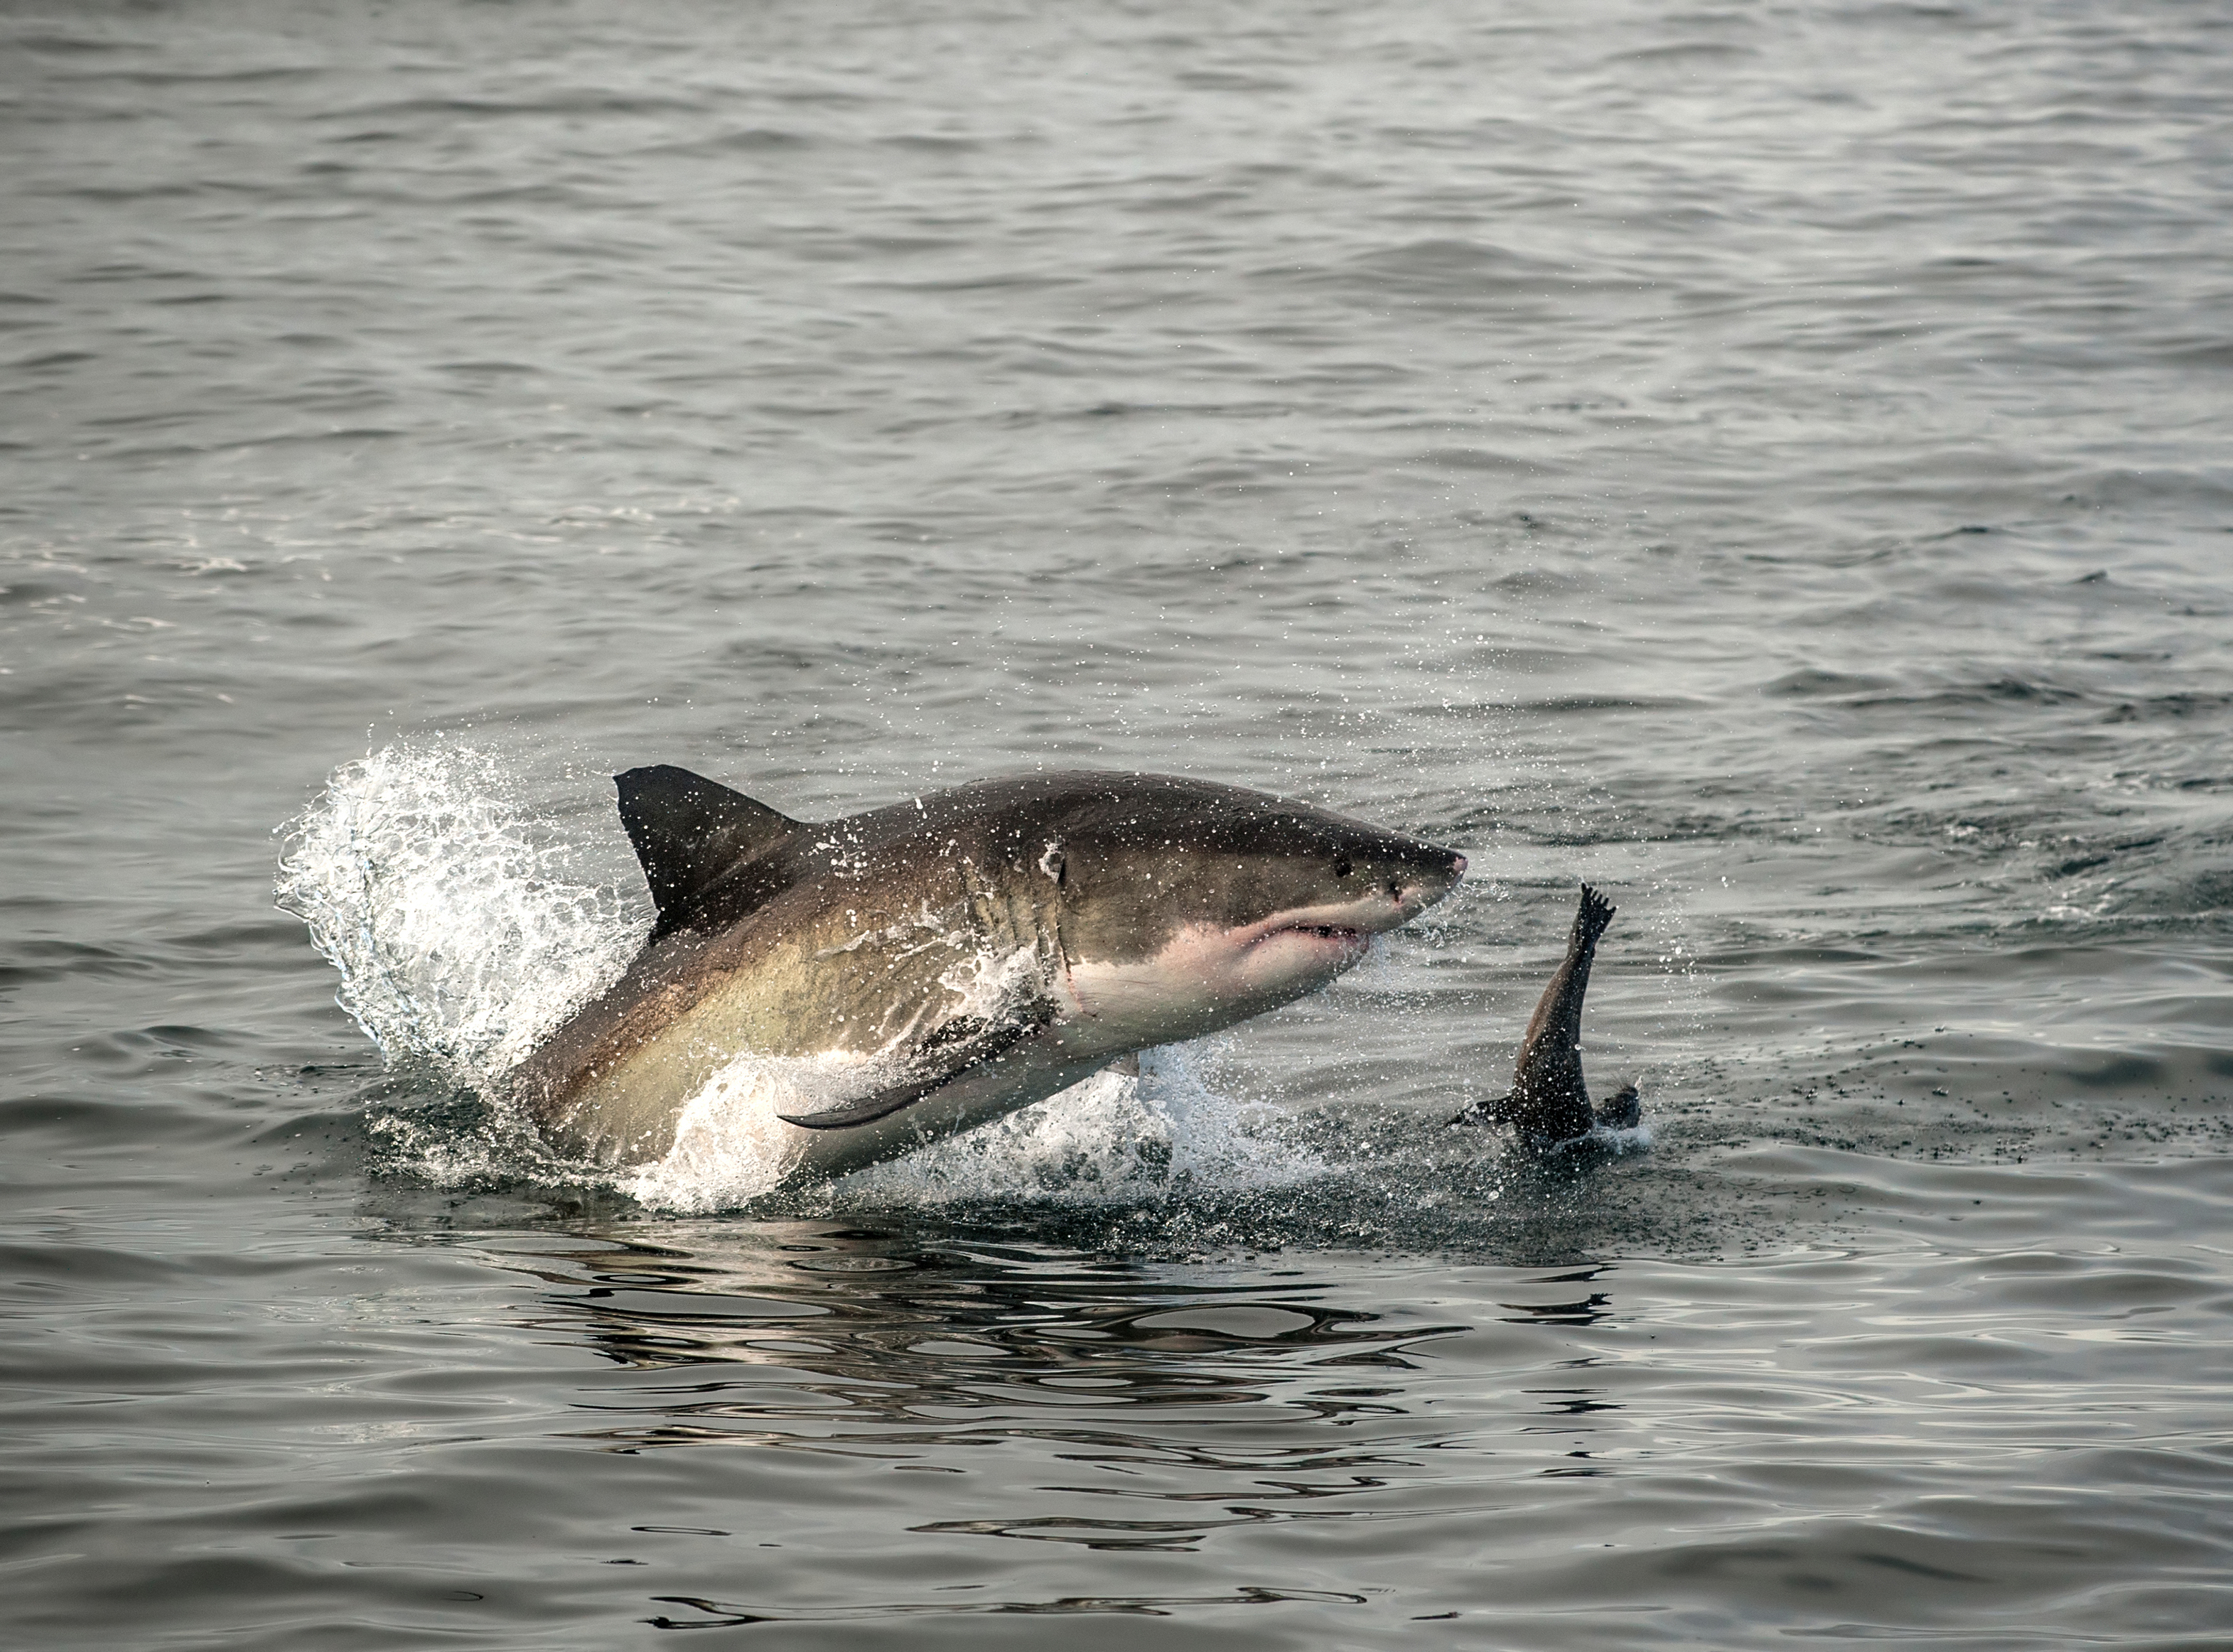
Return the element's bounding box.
[6,1151,2223,1646]
[644,1583,1370,1630]
[329,1162,2231,1645]
[1497,1266,1615,1328]
[468,1220,1554,1621]
[458,1217,1659,1628]
[527,1222,1480,1476]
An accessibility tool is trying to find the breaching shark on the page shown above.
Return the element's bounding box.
[511,766,1468,1189]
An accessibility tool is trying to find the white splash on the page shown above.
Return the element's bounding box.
[938,939,1049,1020]
[620,1047,888,1211]
[1591,1117,1657,1153]
[275,742,643,1086]
[836,1043,1328,1211]
[1546,1116,1657,1158]
[276,743,1333,1214]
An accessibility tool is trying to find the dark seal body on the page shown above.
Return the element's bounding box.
[1452,885,1640,1144]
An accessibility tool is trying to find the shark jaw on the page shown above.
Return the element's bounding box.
[1062,868,1462,1051]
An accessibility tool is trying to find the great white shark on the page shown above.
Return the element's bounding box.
[512,766,1468,1189]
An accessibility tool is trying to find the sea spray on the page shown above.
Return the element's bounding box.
[275,742,644,1086]
[828,1042,1328,1211]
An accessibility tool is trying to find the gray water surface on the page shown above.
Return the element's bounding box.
[4,1,2231,1646]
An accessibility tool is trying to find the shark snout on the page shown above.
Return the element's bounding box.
[1395,847,1468,916]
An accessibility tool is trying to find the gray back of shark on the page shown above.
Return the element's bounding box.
[512,767,1468,1191]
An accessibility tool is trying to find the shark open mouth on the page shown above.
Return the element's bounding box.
[1257,921,1369,950]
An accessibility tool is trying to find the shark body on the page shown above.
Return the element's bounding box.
[512,766,1467,1189]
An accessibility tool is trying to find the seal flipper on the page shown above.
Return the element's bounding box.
[616,765,812,939]
[1506,883,1614,1140]
[777,1000,1060,1130]
[1451,885,1615,1140]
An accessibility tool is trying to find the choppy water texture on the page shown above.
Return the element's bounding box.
[5,1,2231,1646]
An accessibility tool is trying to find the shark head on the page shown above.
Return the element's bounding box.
[965,773,1468,1047]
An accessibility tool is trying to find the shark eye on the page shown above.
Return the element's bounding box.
[1333,855,1353,879]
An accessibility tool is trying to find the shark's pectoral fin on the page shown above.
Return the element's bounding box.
[777,1000,1060,1131]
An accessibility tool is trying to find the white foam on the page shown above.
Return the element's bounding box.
[1547,1116,1657,1157]
[275,741,643,1086]
[1592,1118,1656,1152]
[618,1048,888,1211]
[834,1043,1328,1211]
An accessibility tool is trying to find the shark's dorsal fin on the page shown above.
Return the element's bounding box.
[615,765,809,938]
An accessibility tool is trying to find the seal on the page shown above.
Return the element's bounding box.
[1451,883,1639,1144]
[510,765,1468,1188]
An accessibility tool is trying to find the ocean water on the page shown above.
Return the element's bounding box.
[5,1,2231,1646]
